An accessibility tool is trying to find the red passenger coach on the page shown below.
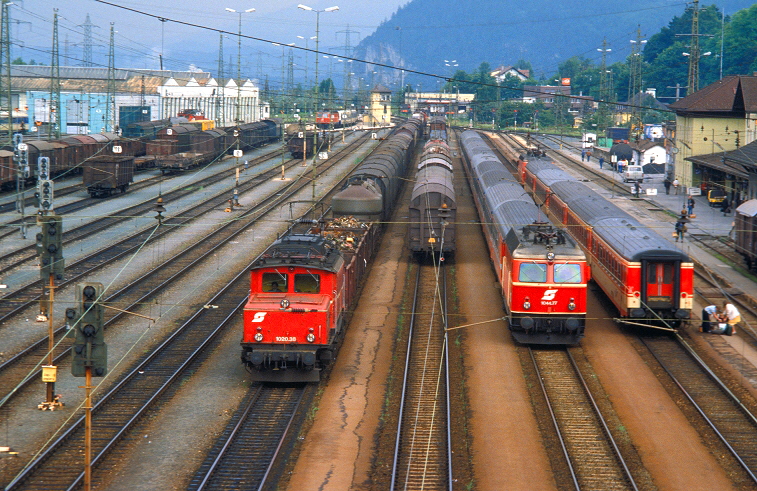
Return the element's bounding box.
[242,218,378,382]
[517,152,693,328]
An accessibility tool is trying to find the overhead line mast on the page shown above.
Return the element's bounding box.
[50,9,61,140]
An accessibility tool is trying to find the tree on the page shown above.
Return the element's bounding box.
[722,4,757,76]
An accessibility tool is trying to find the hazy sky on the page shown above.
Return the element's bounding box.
[12,0,409,72]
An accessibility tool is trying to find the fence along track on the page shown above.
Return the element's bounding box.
[530,348,637,491]
[391,261,452,491]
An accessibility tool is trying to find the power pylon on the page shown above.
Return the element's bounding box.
[80,14,97,67]
[336,24,359,106]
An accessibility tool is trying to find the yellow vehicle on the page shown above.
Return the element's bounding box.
[707,189,726,207]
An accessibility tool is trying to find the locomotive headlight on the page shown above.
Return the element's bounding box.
[523,296,531,310]
[306,333,316,343]
[568,298,576,311]
[254,332,264,342]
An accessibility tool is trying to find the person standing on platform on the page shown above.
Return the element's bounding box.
[581,148,586,161]
[673,178,680,194]
[598,156,604,169]
[674,219,686,242]
[721,197,730,216]
[664,178,671,194]
[687,196,695,216]
[587,150,592,162]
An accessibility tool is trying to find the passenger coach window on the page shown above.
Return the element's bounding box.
[262,273,287,292]
[295,274,320,293]
[554,263,582,283]
[519,263,547,283]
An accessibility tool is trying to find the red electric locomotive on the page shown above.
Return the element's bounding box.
[316,111,340,128]
[461,130,588,344]
[242,217,378,382]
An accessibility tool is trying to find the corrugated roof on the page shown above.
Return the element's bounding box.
[11,65,211,81]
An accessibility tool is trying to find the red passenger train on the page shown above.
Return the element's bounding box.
[517,149,693,328]
[460,130,589,344]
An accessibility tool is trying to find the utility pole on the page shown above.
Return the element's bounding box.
[597,38,612,130]
[105,23,115,133]
[1,0,12,147]
[50,9,61,140]
[628,27,646,141]
[676,0,714,95]
[216,33,224,126]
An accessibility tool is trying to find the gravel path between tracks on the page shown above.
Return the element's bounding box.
[454,194,557,488]
[284,222,407,490]
[581,293,736,490]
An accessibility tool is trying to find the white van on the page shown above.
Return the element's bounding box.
[622,165,644,182]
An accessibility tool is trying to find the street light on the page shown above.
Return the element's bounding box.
[296,35,317,85]
[297,4,339,118]
[225,7,255,124]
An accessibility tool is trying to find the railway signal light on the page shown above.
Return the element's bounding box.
[155,195,165,224]
[37,157,50,181]
[71,282,107,377]
[38,179,54,211]
[38,214,64,281]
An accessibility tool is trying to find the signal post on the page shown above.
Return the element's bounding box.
[35,157,66,410]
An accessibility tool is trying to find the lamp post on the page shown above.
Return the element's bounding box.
[297,4,339,119]
[225,7,255,124]
[296,35,317,86]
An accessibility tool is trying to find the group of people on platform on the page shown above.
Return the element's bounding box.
[701,302,741,335]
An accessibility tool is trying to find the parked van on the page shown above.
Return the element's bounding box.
[622,165,644,182]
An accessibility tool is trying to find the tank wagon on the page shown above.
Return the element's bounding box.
[332,116,424,222]
[460,130,589,344]
[517,151,693,329]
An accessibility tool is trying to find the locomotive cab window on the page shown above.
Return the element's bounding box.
[519,263,547,283]
[554,263,582,283]
[294,273,320,293]
[262,273,287,292]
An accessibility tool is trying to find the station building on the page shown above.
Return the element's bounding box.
[669,75,757,204]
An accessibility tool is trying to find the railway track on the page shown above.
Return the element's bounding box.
[0,133,371,407]
[0,146,284,281]
[0,173,169,242]
[188,385,311,491]
[641,334,757,485]
[391,260,452,491]
[529,347,638,491]
[3,132,374,491]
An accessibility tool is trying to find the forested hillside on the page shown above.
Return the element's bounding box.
[354,0,756,98]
